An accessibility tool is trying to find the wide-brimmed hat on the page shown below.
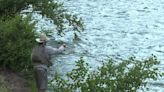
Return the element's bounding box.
[35,33,50,43]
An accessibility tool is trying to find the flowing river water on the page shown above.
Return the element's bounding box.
[33,0,164,91]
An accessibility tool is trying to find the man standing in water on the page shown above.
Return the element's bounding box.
[31,33,66,92]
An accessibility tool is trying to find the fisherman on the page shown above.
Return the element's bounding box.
[31,33,66,92]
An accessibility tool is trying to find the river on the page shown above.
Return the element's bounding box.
[33,0,164,91]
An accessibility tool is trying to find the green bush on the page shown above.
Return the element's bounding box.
[0,0,26,17]
[49,55,163,92]
[0,15,36,73]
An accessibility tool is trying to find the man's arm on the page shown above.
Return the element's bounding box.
[46,44,66,55]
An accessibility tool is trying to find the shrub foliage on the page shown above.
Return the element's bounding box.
[0,15,35,72]
[49,56,162,92]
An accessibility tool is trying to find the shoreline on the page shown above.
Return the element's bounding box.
[0,70,35,92]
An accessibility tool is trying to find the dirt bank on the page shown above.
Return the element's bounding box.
[0,70,31,92]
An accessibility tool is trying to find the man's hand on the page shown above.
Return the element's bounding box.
[58,44,66,51]
[62,44,66,48]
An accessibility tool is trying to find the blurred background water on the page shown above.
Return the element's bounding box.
[33,0,164,91]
